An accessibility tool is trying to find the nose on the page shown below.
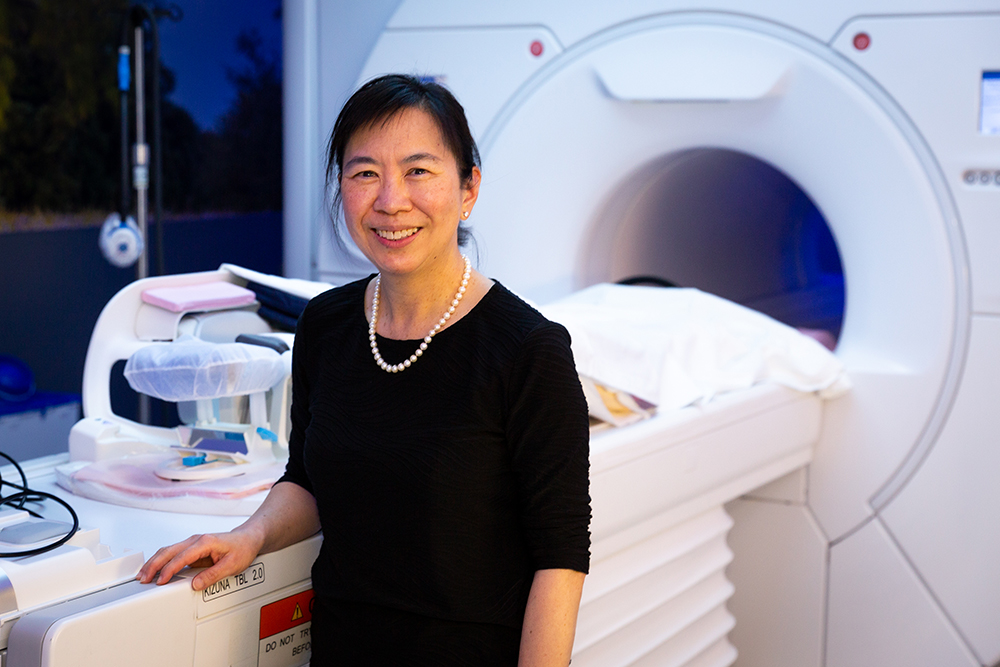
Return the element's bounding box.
[374,174,411,215]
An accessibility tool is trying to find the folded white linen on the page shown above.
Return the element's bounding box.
[539,284,850,411]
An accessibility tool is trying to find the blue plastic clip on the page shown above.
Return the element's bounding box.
[117,48,130,92]
[182,454,207,467]
[256,427,278,442]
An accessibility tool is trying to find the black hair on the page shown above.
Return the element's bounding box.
[326,74,481,247]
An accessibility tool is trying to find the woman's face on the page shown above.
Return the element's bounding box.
[340,107,480,279]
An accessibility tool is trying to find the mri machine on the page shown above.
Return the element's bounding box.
[0,1,994,665]
[281,1,1000,666]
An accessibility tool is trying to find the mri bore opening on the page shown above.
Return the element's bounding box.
[603,149,845,345]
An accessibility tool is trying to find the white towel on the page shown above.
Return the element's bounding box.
[539,284,850,411]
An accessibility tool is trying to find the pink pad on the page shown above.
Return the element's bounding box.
[70,454,282,499]
[141,281,256,313]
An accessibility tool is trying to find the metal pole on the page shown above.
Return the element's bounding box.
[133,26,149,282]
[134,25,151,425]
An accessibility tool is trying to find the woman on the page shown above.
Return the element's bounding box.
[138,74,591,666]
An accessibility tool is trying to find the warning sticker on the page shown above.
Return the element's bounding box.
[258,589,313,667]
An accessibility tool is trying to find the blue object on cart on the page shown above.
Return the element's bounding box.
[0,355,35,403]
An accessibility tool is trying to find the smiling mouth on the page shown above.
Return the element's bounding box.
[375,228,419,241]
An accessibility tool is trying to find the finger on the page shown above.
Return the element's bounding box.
[154,541,218,585]
[190,552,250,592]
[137,536,201,583]
[140,536,203,581]
[138,546,173,582]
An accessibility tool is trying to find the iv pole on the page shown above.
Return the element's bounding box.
[134,23,149,281]
[118,3,180,423]
[119,3,175,282]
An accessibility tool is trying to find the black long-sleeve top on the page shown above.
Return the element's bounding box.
[277,277,591,662]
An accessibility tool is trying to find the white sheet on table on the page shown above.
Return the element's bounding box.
[538,284,850,411]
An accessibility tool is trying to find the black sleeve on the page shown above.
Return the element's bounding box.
[506,320,591,574]
[276,302,315,495]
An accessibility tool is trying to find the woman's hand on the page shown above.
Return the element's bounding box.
[137,527,265,591]
[137,481,321,592]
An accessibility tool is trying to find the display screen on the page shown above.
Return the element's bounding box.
[980,72,1000,135]
[180,426,249,455]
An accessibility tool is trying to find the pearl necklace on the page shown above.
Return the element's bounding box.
[369,255,471,373]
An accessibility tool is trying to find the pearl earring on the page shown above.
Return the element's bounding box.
[463,211,470,219]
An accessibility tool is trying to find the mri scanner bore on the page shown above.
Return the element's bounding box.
[601,148,845,347]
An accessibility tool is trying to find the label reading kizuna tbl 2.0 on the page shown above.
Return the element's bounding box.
[201,562,265,602]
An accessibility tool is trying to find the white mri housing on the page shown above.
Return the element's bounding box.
[283,2,1000,666]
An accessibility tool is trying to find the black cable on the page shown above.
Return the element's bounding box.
[0,491,80,559]
[0,450,31,510]
[0,452,80,558]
